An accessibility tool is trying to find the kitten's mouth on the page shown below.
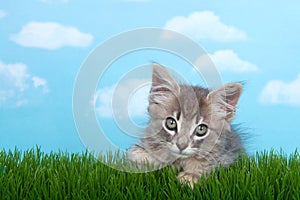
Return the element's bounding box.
[168,144,196,158]
[169,149,194,158]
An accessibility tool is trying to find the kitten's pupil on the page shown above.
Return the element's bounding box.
[194,124,208,137]
[165,117,177,131]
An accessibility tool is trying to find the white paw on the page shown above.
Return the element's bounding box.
[177,172,200,189]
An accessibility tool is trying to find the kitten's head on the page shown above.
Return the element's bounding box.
[147,64,242,158]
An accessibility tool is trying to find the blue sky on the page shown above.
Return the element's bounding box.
[0,0,299,154]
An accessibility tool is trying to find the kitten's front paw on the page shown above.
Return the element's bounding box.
[177,172,200,189]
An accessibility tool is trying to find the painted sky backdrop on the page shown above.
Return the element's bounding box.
[0,1,299,154]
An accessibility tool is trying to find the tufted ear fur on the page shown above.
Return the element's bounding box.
[207,83,242,121]
[149,64,180,105]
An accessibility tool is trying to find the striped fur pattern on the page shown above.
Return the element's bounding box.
[127,64,244,188]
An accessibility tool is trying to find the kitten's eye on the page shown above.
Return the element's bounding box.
[194,124,208,137]
[165,117,177,131]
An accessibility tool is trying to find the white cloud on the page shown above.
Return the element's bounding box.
[10,21,94,50]
[259,74,300,106]
[0,61,30,92]
[208,50,258,72]
[94,79,150,118]
[93,85,115,118]
[164,11,247,42]
[32,76,49,93]
[128,84,150,117]
[0,61,48,107]
[0,10,7,18]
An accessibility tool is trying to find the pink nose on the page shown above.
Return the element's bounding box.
[176,142,188,151]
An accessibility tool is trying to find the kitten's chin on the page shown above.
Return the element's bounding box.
[174,153,191,159]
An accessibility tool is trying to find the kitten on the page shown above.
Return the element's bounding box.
[127,64,244,188]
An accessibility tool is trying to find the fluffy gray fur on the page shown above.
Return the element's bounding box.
[127,64,244,188]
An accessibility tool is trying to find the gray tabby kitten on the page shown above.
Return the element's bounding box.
[127,64,244,187]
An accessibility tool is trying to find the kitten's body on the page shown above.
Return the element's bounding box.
[127,64,244,187]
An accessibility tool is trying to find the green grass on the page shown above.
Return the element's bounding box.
[0,148,299,199]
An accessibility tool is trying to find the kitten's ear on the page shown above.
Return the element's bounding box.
[149,64,180,104]
[208,83,242,121]
[151,64,180,92]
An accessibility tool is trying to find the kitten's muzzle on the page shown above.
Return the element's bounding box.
[176,142,188,152]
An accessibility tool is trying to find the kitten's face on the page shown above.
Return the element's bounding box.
[147,64,242,158]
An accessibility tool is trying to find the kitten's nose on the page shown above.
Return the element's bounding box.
[176,142,188,152]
